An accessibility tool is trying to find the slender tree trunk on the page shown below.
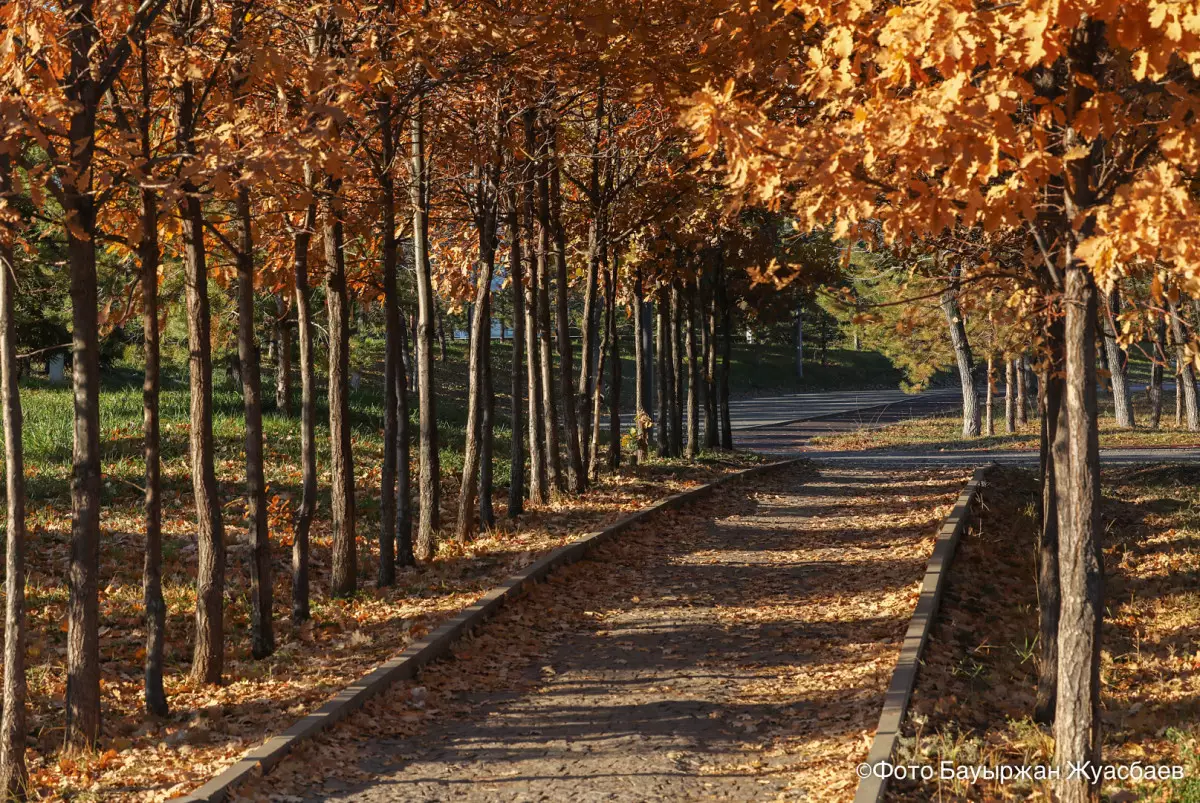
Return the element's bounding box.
[1169,297,1199,431]
[1102,285,1134,428]
[412,99,441,559]
[985,355,995,436]
[395,310,414,567]
[292,182,317,622]
[589,277,611,479]
[1054,262,1104,803]
[521,116,548,504]
[795,305,804,379]
[941,278,980,437]
[608,253,622,470]
[718,254,733,450]
[324,179,356,596]
[634,270,649,463]
[550,132,585,492]
[703,274,718,449]
[535,135,562,492]
[577,84,605,470]
[235,185,273,658]
[1005,358,1017,434]
[1036,320,1064,724]
[1016,355,1028,427]
[0,156,29,794]
[456,242,496,541]
[685,284,699,460]
[479,302,495,529]
[274,295,292,415]
[507,185,526,516]
[670,284,684,457]
[379,161,401,585]
[656,299,670,457]
[1149,314,1167,429]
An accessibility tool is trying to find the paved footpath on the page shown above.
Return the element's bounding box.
[256,465,968,803]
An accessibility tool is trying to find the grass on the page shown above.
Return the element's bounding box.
[809,394,1200,452]
[889,465,1200,802]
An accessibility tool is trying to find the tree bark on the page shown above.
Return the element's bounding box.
[535,133,562,492]
[292,177,317,622]
[521,111,548,505]
[985,356,995,436]
[234,184,273,657]
[656,299,670,457]
[1168,296,1199,431]
[703,272,718,449]
[550,129,585,493]
[1005,358,1017,434]
[685,283,699,460]
[0,155,29,794]
[1102,284,1134,428]
[1016,355,1028,427]
[378,123,400,585]
[607,252,622,471]
[324,179,357,596]
[718,253,733,450]
[634,270,649,463]
[941,275,980,438]
[576,83,605,471]
[411,98,441,559]
[456,225,496,541]
[589,274,611,479]
[794,304,804,379]
[1036,319,1064,724]
[1054,263,1104,803]
[507,184,526,516]
[670,284,684,457]
[1149,314,1167,429]
[274,294,292,415]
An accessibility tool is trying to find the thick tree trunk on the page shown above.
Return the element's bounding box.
[507,186,526,516]
[941,282,980,437]
[1054,263,1104,803]
[550,136,585,493]
[1036,319,1064,724]
[634,271,649,463]
[1005,358,1017,434]
[985,356,995,436]
[685,284,699,460]
[235,186,273,658]
[292,187,317,622]
[411,100,441,559]
[1102,285,1134,428]
[324,180,357,596]
[0,157,29,794]
[1169,297,1199,431]
[656,300,670,457]
[1149,314,1167,429]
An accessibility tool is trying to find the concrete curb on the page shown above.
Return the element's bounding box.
[172,457,805,802]
[852,465,989,803]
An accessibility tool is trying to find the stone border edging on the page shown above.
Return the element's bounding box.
[172,457,804,803]
[852,464,989,803]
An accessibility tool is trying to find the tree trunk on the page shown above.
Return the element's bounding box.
[324,179,357,596]
[577,83,605,471]
[718,254,733,450]
[411,99,441,559]
[1036,320,1064,725]
[507,185,526,516]
[521,112,548,504]
[1005,358,1017,434]
[1102,284,1134,428]
[1168,297,1199,431]
[608,253,622,471]
[379,151,401,584]
[703,274,718,449]
[435,299,448,362]
[292,180,317,622]
[1149,314,1167,429]
[656,299,670,457]
[670,284,684,457]
[985,356,995,436]
[634,271,649,464]
[589,277,611,479]
[535,137,562,493]
[456,237,496,541]
[273,294,292,415]
[550,132,585,493]
[685,283,699,460]
[0,156,29,794]
[1016,355,1028,427]
[479,304,495,529]
[1054,262,1104,803]
[941,280,980,437]
[794,304,804,379]
[235,184,273,658]
[395,309,414,567]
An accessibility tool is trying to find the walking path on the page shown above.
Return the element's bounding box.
[250,465,969,803]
